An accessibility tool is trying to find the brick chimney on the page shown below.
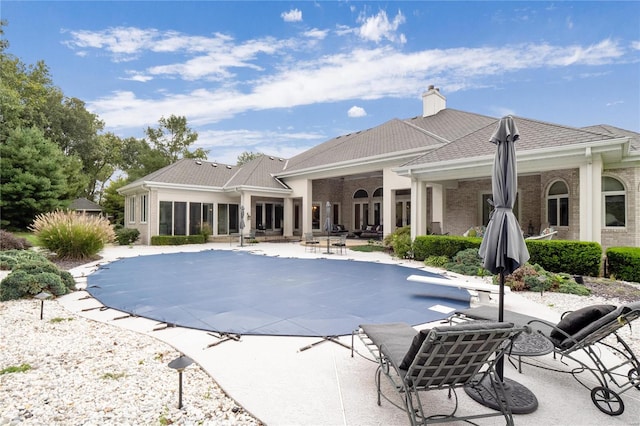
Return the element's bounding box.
[422,85,446,117]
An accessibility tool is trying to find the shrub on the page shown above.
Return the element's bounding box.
[445,248,490,277]
[115,228,140,245]
[150,235,205,245]
[0,230,32,251]
[0,249,48,270]
[424,255,449,268]
[526,240,601,276]
[30,211,115,259]
[606,247,640,283]
[383,226,412,258]
[501,263,589,296]
[0,258,76,301]
[413,235,482,261]
[199,223,212,241]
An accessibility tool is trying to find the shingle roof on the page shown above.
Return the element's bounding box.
[581,124,639,152]
[69,197,103,211]
[402,116,622,167]
[226,155,289,189]
[128,158,239,188]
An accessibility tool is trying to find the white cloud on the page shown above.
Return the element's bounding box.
[82,31,629,135]
[348,106,367,117]
[281,9,302,23]
[631,41,640,51]
[304,28,328,40]
[357,10,406,44]
[606,100,624,107]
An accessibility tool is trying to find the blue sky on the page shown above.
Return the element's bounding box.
[3,1,639,165]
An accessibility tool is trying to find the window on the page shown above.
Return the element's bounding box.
[189,202,202,235]
[547,181,569,227]
[481,192,521,226]
[354,189,368,199]
[217,203,240,235]
[159,201,187,235]
[140,194,148,223]
[312,203,320,230]
[603,176,626,227]
[202,203,214,233]
[159,201,172,235]
[128,197,135,223]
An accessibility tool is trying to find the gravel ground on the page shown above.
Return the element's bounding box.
[0,300,262,426]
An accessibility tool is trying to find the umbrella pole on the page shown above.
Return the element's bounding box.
[497,270,505,381]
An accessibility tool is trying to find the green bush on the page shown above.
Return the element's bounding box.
[383,226,412,258]
[413,235,482,261]
[199,223,212,241]
[30,211,115,259]
[526,240,601,276]
[0,230,32,250]
[424,255,449,268]
[606,247,640,283]
[445,248,490,277]
[501,263,589,296]
[150,235,205,245]
[0,258,76,301]
[0,250,48,270]
[115,228,140,245]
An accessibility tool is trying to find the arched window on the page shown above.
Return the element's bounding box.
[372,187,383,198]
[603,176,626,227]
[547,181,569,226]
[353,189,369,199]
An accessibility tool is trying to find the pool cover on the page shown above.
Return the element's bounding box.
[87,250,470,337]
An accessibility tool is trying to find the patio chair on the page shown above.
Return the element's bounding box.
[303,233,319,253]
[354,321,526,425]
[331,234,347,254]
[454,302,640,416]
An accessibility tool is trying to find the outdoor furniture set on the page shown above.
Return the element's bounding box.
[353,301,640,424]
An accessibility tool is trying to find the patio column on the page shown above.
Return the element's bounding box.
[411,179,427,240]
[431,183,444,234]
[579,151,602,243]
[301,179,313,234]
[283,197,293,237]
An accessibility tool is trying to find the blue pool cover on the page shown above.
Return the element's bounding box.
[87,250,470,337]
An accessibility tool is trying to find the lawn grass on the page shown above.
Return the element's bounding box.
[12,232,40,246]
[349,244,387,253]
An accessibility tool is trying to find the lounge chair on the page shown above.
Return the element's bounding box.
[454,302,640,415]
[525,230,557,240]
[353,321,526,425]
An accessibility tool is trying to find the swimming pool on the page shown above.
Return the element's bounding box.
[87,250,470,337]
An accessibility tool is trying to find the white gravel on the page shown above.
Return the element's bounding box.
[0,299,261,426]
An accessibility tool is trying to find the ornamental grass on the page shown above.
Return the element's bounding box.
[30,210,115,259]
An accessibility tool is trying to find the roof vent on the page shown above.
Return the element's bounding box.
[226,165,232,169]
[269,156,274,160]
[212,163,218,167]
[195,160,202,165]
[279,158,284,161]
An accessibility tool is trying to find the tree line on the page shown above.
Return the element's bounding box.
[0,20,262,230]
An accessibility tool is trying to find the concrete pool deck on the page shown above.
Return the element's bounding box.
[57,242,640,425]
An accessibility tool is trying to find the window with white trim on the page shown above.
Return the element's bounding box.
[603,176,626,227]
[547,181,569,227]
[128,197,135,223]
[140,194,148,223]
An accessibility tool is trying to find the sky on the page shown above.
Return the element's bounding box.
[3,1,639,165]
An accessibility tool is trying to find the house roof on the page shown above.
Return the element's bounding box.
[400,116,629,167]
[581,124,640,152]
[282,109,496,174]
[226,155,289,190]
[69,197,103,211]
[120,156,290,193]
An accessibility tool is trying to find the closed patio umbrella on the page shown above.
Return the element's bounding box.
[239,205,245,247]
[324,202,332,254]
[466,116,537,414]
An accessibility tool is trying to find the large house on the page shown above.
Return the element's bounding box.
[119,87,639,250]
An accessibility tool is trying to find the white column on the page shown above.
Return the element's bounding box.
[431,183,444,233]
[283,197,293,237]
[579,151,602,243]
[411,179,427,239]
[302,179,313,234]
